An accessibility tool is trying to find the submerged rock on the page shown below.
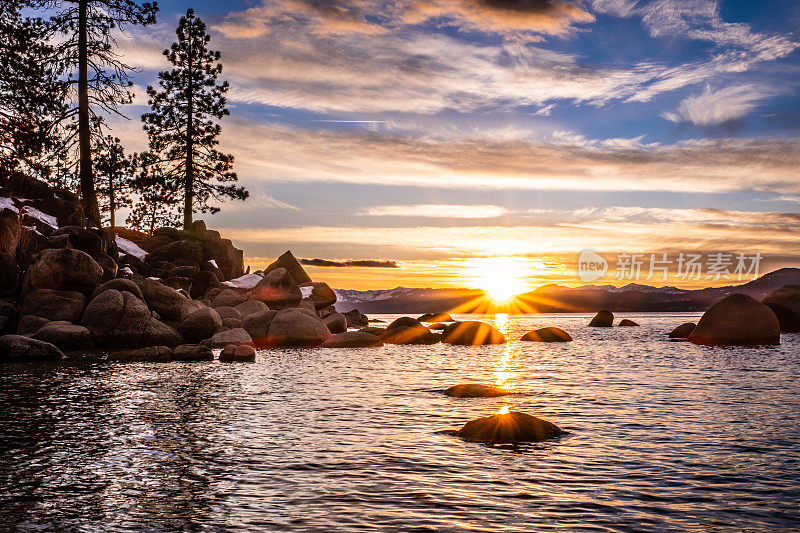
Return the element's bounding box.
[457,411,562,444]
[520,327,572,342]
[689,294,780,346]
[219,343,256,362]
[418,312,453,322]
[173,344,214,362]
[442,321,505,345]
[0,335,65,363]
[618,319,639,327]
[266,308,331,348]
[762,285,800,333]
[668,322,696,339]
[320,331,383,348]
[444,384,511,398]
[588,310,614,327]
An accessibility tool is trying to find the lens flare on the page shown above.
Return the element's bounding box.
[498,405,510,415]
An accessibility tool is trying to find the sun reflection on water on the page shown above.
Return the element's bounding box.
[493,313,516,389]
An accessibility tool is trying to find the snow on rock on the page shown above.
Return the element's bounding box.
[121,266,134,275]
[300,286,314,298]
[208,259,218,268]
[20,205,58,228]
[115,235,148,260]
[0,197,19,213]
[221,273,263,289]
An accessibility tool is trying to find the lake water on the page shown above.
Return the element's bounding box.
[1,313,799,532]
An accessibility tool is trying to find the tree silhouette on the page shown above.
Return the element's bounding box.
[49,0,158,228]
[141,8,247,230]
[94,134,134,228]
[127,152,180,233]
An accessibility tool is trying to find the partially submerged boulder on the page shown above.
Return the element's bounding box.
[178,306,222,343]
[418,312,453,322]
[108,345,172,363]
[457,410,562,444]
[689,294,780,346]
[442,321,505,345]
[219,343,256,362]
[762,285,800,333]
[618,319,639,327]
[589,310,614,327]
[444,384,511,398]
[172,344,214,362]
[380,326,440,345]
[0,335,64,363]
[520,327,572,342]
[320,331,383,348]
[204,327,254,349]
[668,322,696,339]
[31,322,93,350]
[266,308,331,348]
[81,289,151,347]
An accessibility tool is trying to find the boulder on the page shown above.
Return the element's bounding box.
[689,294,780,346]
[762,285,800,333]
[457,411,562,444]
[360,326,386,335]
[178,306,222,343]
[242,309,278,348]
[21,289,85,323]
[251,267,302,309]
[618,319,639,327]
[0,335,65,363]
[50,226,104,256]
[385,316,423,332]
[265,250,311,285]
[380,326,440,345]
[90,278,144,302]
[320,331,383,348]
[215,306,243,328]
[211,288,247,309]
[442,321,505,345]
[31,322,93,350]
[235,300,269,317]
[27,248,103,292]
[323,312,347,334]
[444,384,511,398]
[94,253,118,283]
[204,328,254,349]
[190,270,219,299]
[428,322,447,331]
[141,318,184,347]
[81,289,151,347]
[589,310,614,327]
[108,346,172,363]
[418,313,453,322]
[343,309,368,328]
[309,282,337,309]
[520,327,572,342]
[266,308,331,348]
[172,344,214,362]
[0,251,17,294]
[17,315,51,335]
[204,236,244,280]
[147,239,204,265]
[219,343,256,362]
[138,278,188,321]
[668,322,696,339]
[298,299,316,313]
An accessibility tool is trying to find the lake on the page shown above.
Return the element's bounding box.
[1,313,798,531]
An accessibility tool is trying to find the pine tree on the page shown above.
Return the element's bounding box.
[0,1,69,178]
[94,135,134,228]
[48,0,158,228]
[141,8,247,230]
[127,152,180,233]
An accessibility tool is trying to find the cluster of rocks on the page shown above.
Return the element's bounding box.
[587,310,639,327]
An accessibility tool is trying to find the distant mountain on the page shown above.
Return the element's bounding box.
[334,268,800,314]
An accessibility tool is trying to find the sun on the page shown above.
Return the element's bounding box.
[470,256,530,303]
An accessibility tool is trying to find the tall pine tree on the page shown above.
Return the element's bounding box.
[49,0,158,228]
[127,153,180,233]
[94,134,134,228]
[141,8,247,230]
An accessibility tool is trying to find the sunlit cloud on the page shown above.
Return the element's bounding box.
[662,84,778,126]
[363,204,508,218]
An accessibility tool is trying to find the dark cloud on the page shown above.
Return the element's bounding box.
[300,258,400,267]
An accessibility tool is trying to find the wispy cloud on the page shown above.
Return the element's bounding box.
[662,84,777,126]
[299,258,400,267]
[363,204,508,218]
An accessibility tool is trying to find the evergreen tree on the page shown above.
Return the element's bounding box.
[0,1,69,179]
[141,8,247,230]
[48,0,158,228]
[94,135,134,228]
[127,152,180,233]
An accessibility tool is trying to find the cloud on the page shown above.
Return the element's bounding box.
[363,204,508,218]
[662,84,776,126]
[299,258,400,267]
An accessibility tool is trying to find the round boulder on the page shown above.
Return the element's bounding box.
[457,410,562,444]
[178,307,223,343]
[762,285,800,333]
[21,289,86,323]
[0,335,65,363]
[211,288,247,309]
[323,312,347,334]
[90,278,144,302]
[444,384,511,398]
[27,248,103,292]
[31,322,93,350]
[205,327,254,349]
[320,331,383,348]
[380,326,440,345]
[266,308,331,348]
[618,319,639,327]
[138,278,189,321]
[173,344,214,362]
[81,289,151,347]
[418,313,453,322]
[689,294,780,346]
[589,310,614,327]
[235,300,269,317]
[141,318,184,347]
[520,327,572,342]
[442,321,505,345]
[668,322,696,339]
[242,309,278,348]
[219,344,256,362]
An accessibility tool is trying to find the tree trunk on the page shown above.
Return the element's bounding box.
[109,171,116,228]
[183,25,194,230]
[78,0,100,228]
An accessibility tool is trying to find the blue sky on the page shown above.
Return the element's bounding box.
[112,0,800,289]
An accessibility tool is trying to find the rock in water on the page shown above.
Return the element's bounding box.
[343,309,368,328]
[251,268,302,309]
[81,290,151,347]
[442,321,505,345]
[618,319,639,327]
[689,294,780,346]
[178,307,223,343]
[385,317,423,332]
[205,328,254,349]
[320,331,383,348]
[457,411,562,444]
[520,327,572,342]
[27,248,103,292]
[418,313,453,322]
[380,326,440,345]
[588,310,614,327]
[444,384,511,398]
[173,344,214,362]
[762,285,800,333]
[31,322,93,350]
[266,308,331,348]
[323,312,347,334]
[668,322,696,339]
[219,343,256,362]
[265,250,312,285]
[0,335,65,363]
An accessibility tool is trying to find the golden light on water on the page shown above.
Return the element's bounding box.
[498,406,510,415]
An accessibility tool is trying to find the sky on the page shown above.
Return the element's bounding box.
[109,0,800,290]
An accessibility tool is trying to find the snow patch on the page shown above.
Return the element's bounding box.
[300,286,313,298]
[115,235,148,260]
[121,266,133,275]
[0,197,19,213]
[208,259,218,268]
[222,273,263,289]
[20,206,58,228]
